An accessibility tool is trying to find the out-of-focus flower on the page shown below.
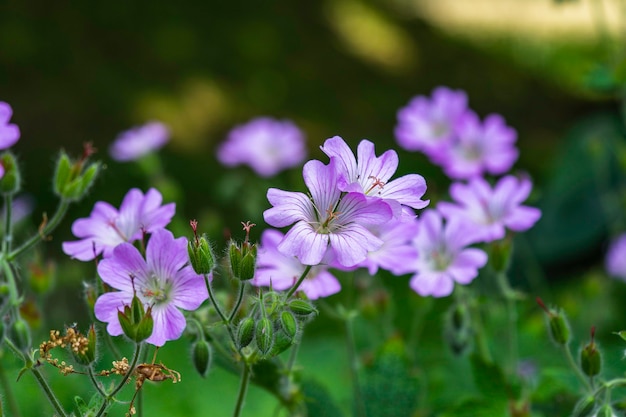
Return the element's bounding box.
[438,176,541,243]
[264,158,392,267]
[358,217,420,276]
[320,136,428,218]
[94,229,208,346]
[409,210,487,297]
[109,121,169,162]
[0,102,20,150]
[253,229,341,300]
[62,188,175,261]
[606,234,626,280]
[217,117,307,177]
[440,112,518,180]
[395,87,468,157]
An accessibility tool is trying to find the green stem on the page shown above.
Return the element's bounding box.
[285,265,312,299]
[205,274,228,323]
[204,275,244,357]
[562,344,593,393]
[0,359,21,417]
[2,193,13,255]
[95,342,142,417]
[0,259,20,308]
[9,199,70,261]
[228,281,246,323]
[232,364,251,417]
[495,271,518,376]
[5,339,68,417]
[344,312,366,417]
[88,367,107,398]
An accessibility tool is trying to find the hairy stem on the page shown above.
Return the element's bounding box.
[232,364,251,417]
[285,265,312,299]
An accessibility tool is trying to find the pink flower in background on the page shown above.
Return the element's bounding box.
[264,158,392,267]
[438,176,541,243]
[253,229,341,300]
[409,210,487,297]
[0,101,20,150]
[320,136,429,218]
[441,112,518,180]
[62,188,175,261]
[94,229,208,346]
[395,86,468,157]
[606,234,626,280]
[358,217,420,276]
[109,121,170,162]
[217,117,307,177]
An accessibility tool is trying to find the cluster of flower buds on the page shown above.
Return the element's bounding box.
[235,292,317,358]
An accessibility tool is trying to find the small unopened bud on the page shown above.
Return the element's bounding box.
[255,318,274,356]
[53,145,100,202]
[443,302,471,355]
[0,152,20,195]
[118,295,154,343]
[536,297,570,345]
[9,318,31,351]
[236,317,255,349]
[280,311,298,342]
[580,326,602,377]
[192,338,212,378]
[188,220,215,274]
[228,222,258,281]
[288,299,318,318]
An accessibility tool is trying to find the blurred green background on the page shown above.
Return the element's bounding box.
[3,0,626,415]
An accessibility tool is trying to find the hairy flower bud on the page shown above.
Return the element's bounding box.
[229,240,257,281]
[9,318,31,351]
[192,338,212,378]
[118,295,154,343]
[255,318,274,356]
[536,297,570,346]
[188,220,215,274]
[73,324,97,365]
[53,145,100,202]
[0,152,20,195]
[288,299,318,318]
[236,317,255,349]
[580,326,601,377]
[280,311,298,342]
[571,395,596,417]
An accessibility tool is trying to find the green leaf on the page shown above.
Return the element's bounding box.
[469,353,508,400]
[301,378,345,417]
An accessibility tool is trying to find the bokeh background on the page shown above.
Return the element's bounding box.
[3,0,626,415]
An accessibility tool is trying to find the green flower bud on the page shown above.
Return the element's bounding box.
[571,395,596,417]
[229,222,258,281]
[580,326,601,377]
[443,302,472,355]
[255,318,274,356]
[288,299,318,318]
[188,220,215,274]
[236,317,255,349]
[9,318,31,351]
[0,152,20,195]
[117,295,154,343]
[192,339,212,378]
[280,311,298,342]
[239,243,257,281]
[536,297,570,346]
[53,146,100,202]
[229,241,242,278]
[73,325,97,365]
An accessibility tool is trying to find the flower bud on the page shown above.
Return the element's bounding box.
[536,297,570,346]
[192,338,212,378]
[236,317,255,349]
[0,152,20,195]
[228,240,257,281]
[188,220,215,274]
[229,241,242,279]
[117,295,154,343]
[255,318,274,356]
[9,318,31,351]
[288,299,318,318]
[580,326,601,377]
[571,395,596,417]
[443,302,471,355]
[53,146,100,202]
[280,311,298,342]
[73,324,97,365]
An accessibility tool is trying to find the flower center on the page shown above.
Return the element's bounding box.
[141,273,172,305]
[429,244,452,271]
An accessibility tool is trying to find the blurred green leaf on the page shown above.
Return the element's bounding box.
[301,378,345,417]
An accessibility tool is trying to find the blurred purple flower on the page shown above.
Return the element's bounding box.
[217,117,307,177]
[94,229,208,346]
[320,136,429,218]
[358,217,420,276]
[62,188,175,261]
[109,121,169,162]
[264,158,392,267]
[0,101,20,150]
[409,210,487,297]
[606,234,626,280]
[438,176,541,243]
[253,229,341,299]
[441,112,518,180]
[395,87,468,157]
